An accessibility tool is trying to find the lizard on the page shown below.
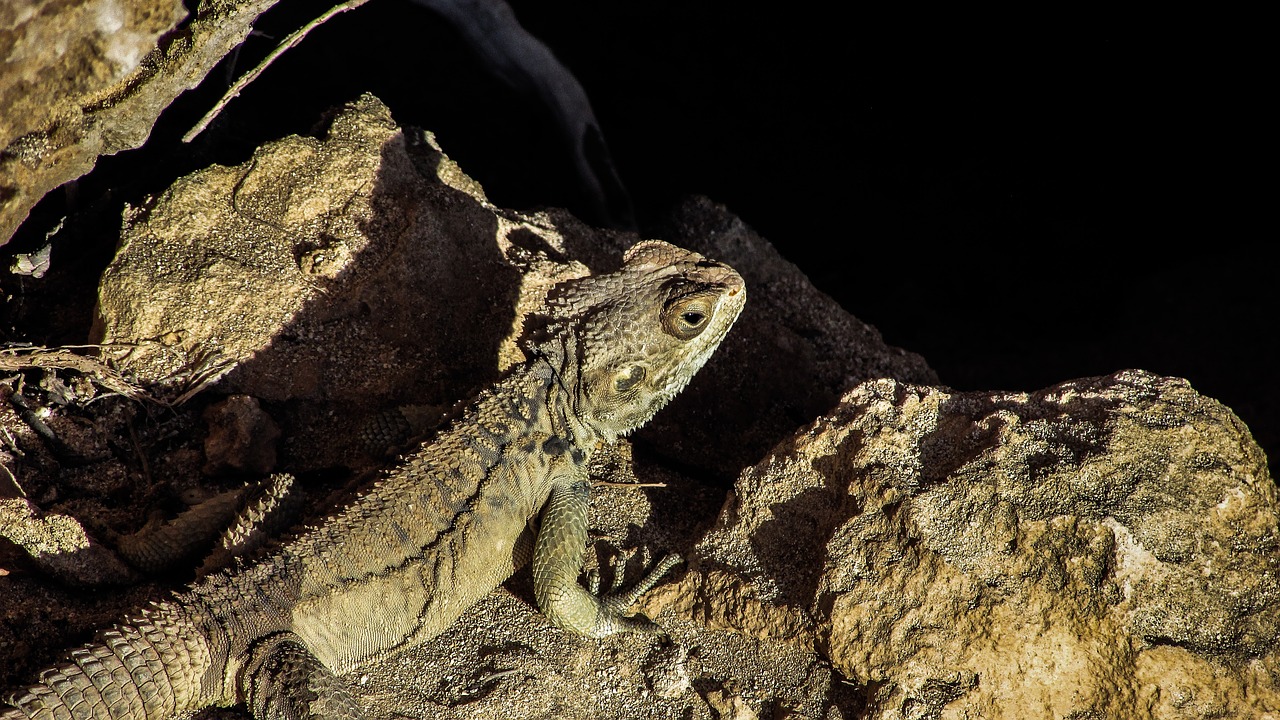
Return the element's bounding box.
[1,239,746,720]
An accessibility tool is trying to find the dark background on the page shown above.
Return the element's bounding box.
[7,4,1274,474]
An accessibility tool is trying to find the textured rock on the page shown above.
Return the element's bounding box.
[3,92,1277,719]
[0,0,279,244]
[0,496,134,586]
[653,372,1280,719]
[92,94,526,472]
[201,394,280,476]
[0,0,185,144]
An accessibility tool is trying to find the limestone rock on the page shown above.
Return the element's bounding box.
[202,394,280,476]
[0,496,134,586]
[656,371,1280,719]
[93,94,527,472]
[0,0,280,244]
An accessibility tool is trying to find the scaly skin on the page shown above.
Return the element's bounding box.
[2,240,745,719]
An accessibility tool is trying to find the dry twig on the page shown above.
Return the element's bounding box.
[0,344,149,402]
[183,0,374,143]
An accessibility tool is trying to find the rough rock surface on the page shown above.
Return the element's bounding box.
[653,372,1280,719]
[1,94,1277,719]
[0,0,281,244]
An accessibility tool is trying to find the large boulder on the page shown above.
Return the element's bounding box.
[658,372,1279,718]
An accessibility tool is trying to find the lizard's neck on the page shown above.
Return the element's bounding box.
[476,346,598,453]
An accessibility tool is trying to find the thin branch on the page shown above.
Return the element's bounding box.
[182,0,373,143]
[0,344,149,402]
[592,480,668,489]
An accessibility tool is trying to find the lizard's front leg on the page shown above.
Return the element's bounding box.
[531,476,679,638]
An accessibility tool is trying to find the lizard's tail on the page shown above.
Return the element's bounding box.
[1,600,214,720]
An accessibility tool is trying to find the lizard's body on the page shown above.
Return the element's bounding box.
[2,240,745,720]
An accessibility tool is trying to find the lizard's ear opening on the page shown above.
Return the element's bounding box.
[613,364,647,394]
[661,292,716,340]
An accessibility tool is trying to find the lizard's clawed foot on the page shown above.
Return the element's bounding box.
[587,551,683,630]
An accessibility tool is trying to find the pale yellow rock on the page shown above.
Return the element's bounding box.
[685,373,1280,719]
[0,0,280,244]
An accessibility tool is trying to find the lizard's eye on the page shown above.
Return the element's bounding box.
[681,310,705,326]
[614,364,646,393]
[662,294,714,340]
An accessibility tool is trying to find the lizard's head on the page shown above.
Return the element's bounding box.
[530,240,745,442]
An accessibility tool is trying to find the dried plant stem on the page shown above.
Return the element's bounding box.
[183,0,373,143]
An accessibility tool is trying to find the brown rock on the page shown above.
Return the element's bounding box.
[0,496,134,586]
[0,0,280,244]
[202,394,279,476]
[93,94,526,471]
[681,372,1280,719]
